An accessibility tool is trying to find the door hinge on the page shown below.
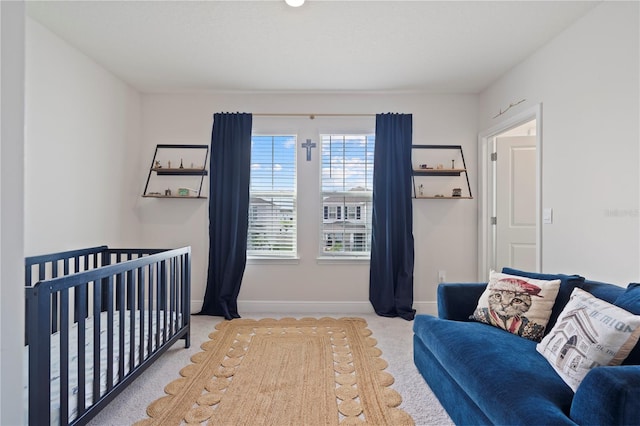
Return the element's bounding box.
[491,216,497,225]
[490,152,497,161]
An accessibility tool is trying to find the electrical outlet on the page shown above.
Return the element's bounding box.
[438,270,446,283]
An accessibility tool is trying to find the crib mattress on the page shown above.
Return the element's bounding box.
[24,310,181,425]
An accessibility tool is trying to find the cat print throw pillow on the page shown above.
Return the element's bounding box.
[471,271,561,341]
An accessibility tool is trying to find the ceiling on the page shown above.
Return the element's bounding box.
[26,0,600,94]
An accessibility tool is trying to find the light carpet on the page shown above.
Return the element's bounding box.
[135,317,414,425]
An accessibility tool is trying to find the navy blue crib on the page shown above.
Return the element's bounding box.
[24,245,191,425]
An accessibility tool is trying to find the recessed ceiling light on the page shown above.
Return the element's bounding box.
[285,0,305,7]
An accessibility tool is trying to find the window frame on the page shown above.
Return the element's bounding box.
[319,133,375,259]
[247,134,298,259]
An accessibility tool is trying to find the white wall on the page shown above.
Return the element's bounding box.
[0,2,25,424]
[478,1,640,284]
[139,93,478,314]
[25,18,142,255]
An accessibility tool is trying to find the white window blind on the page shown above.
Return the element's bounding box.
[321,134,375,256]
[248,135,297,256]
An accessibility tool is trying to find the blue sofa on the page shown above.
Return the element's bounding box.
[413,269,640,425]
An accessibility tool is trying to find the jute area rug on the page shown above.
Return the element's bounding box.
[136,317,414,425]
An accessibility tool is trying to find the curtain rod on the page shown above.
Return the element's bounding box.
[253,113,376,119]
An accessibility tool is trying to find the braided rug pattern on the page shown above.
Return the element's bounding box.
[136,317,414,425]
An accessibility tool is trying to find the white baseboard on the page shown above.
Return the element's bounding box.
[191,300,438,316]
[413,301,438,316]
[238,300,375,314]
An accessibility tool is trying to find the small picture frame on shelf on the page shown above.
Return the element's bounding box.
[178,188,190,197]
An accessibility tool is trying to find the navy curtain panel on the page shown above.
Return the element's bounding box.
[199,112,252,319]
[369,113,416,320]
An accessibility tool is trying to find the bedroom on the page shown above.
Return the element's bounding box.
[1,0,638,423]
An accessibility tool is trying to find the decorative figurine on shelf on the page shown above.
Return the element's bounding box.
[179,159,184,169]
[420,164,428,169]
[190,162,194,169]
[437,164,444,169]
[155,160,162,169]
[168,161,172,169]
[451,160,455,169]
[419,184,424,197]
[165,188,172,196]
[452,188,462,197]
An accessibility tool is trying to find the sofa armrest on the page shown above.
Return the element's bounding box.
[571,365,640,425]
[437,282,487,321]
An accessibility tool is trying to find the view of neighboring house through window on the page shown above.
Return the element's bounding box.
[248,135,297,256]
[321,134,375,256]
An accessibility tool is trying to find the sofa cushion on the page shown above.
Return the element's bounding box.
[437,282,487,321]
[615,283,640,312]
[413,336,492,425]
[471,271,560,341]
[582,279,625,304]
[501,268,585,331]
[414,315,576,425]
[537,288,640,391]
[570,365,640,425]
[615,283,640,365]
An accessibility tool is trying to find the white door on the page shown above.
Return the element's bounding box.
[495,136,537,271]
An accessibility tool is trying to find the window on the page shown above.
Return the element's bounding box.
[321,134,375,256]
[248,135,297,256]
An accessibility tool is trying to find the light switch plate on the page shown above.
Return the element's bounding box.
[543,208,553,224]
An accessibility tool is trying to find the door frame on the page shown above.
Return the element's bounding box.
[477,103,543,281]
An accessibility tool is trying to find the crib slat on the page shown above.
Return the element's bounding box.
[106,275,114,392]
[93,279,102,404]
[183,253,191,344]
[138,266,145,366]
[60,289,70,426]
[100,251,111,313]
[51,261,59,334]
[177,256,183,329]
[126,267,134,311]
[148,264,154,355]
[156,261,163,348]
[114,253,123,307]
[128,269,137,372]
[170,258,176,337]
[73,255,82,323]
[77,284,87,418]
[117,272,126,383]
